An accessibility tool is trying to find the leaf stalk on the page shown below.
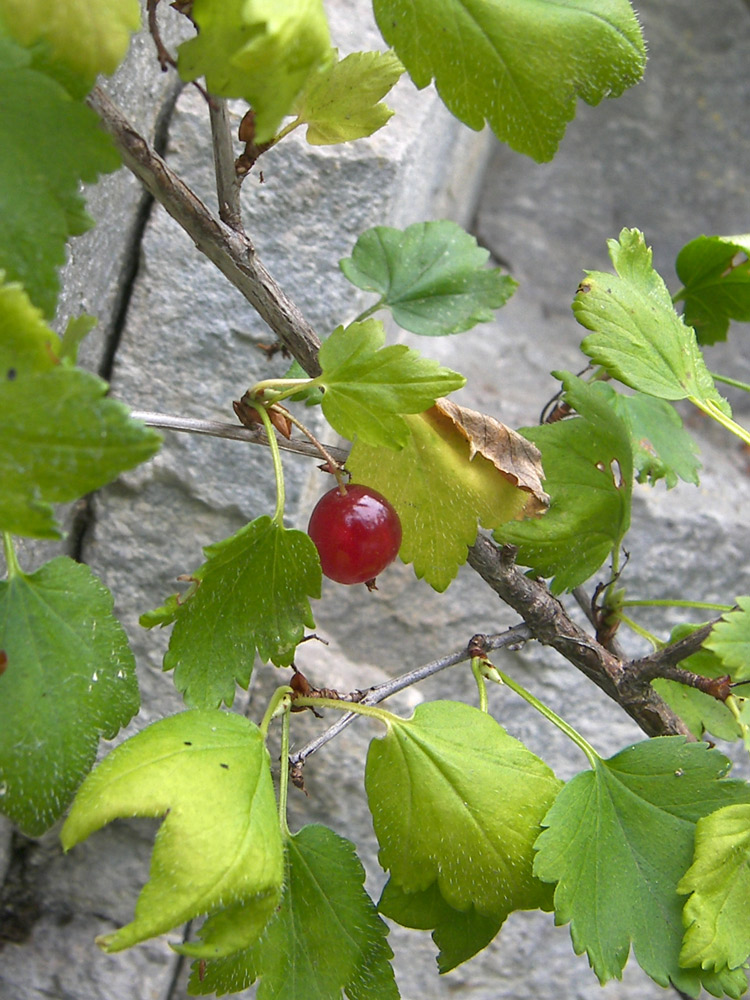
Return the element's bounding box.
[487,662,601,768]
[2,533,22,578]
[260,685,295,740]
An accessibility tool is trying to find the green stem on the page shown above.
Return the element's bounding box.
[252,402,286,524]
[260,685,294,740]
[617,613,663,649]
[488,665,600,768]
[603,545,621,611]
[711,372,750,394]
[274,118,303,144]
[351,300,385,325]
[689,395,750,448]
[621,598,734,612]
[293,695,396,729]
[471,657,489,712]
[2,533,21,578]
[278,702,292,838]
[249,377,312,403]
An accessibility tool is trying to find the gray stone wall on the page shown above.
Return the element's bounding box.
[3,1,750,998]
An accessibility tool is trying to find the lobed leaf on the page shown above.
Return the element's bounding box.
[0,41,121,315]
[495,373,632,594]
[372,0,645,162]
[378,879,504,974]
[574,229,728,412]
[315,320,466,449]
[177,0,331,143]
[678,803,750,975]
[0,366,162,539]
[142,517,321,707]
[61,710,284,954]
[0,557,139,835]
[675,234,750,345]
[189,824,398,999]
[366,701,561,920]
[348,404,546,591]
[340,221,516,336]
[534,737,750,995]
[591,382,701,489]
[294,49,404,145]
[704,598,750,682]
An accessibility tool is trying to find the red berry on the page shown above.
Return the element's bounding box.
[308,484,402,585]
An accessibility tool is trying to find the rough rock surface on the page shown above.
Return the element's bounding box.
[3,1,750,999]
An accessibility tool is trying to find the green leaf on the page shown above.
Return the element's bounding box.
[0,275,61,378]
[0,42,121,315]
[142,517,321,707]
[293,49,403,145]
[283,359,324,406]
[61,710,284,954]
[705,598,750,682]
[378,879,504,974]
[678,803,750,975]
[574,229,729,413]
[0,366,162,539]
[0,0,140,90]
[0,557,138,835]
[675,235,750,345]
[366,701,561,920]
[340,221,517,336]
[495,373,632,594]
[314,320,466,449]
[177,0,331,144]
[189,824,399,999]
[591,382,701,488]
[348,406,545,591]
[533,737,750,995]
[372,0,645,162]
[652,625,743,743]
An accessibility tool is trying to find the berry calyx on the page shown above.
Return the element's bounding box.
[307,484,402,585]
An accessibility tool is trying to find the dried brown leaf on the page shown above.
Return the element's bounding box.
[434,398,549,515]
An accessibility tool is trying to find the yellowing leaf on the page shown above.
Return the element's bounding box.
[61,710,284,955]
[0,0,141,87]
[348,403,546,591]
[679,803,750,974]
[178,0,331,143]
[294,49,403,145]
[366,702,561,918]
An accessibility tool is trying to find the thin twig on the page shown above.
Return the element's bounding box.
[467,534,693,738]
[572,585,628,659]
[87,86,323,377]
[623,619,730,703]
[289,624,533,767]
[129,409,349,463]
[146,0,177,72]
[208,98,244,232]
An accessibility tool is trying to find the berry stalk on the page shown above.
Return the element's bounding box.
[250,401,287,525]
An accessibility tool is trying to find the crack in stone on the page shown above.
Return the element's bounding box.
[69,80,184,565]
